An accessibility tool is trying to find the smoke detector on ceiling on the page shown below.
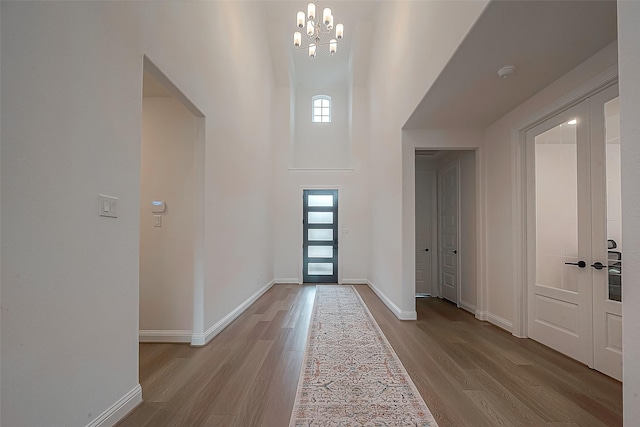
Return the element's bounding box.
[497,65,516,79]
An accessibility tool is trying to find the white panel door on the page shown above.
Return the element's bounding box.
[591,86,622,381]
[416,168,436,295]
[527,84,622,380]
[527,101,593,366]
[439,161,459,304]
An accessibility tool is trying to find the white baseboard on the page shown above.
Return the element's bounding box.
[139,330,193,343]
[476,310,513,332]
[274,278,300,284]
[459,300,477,315]
[191,280,275,346]
[86,384,142,427]
[341,279,368,285]
[367,280,417,320]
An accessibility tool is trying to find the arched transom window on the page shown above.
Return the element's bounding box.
[312,95,331,123]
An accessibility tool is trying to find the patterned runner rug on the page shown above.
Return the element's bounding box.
[290,285,438,426]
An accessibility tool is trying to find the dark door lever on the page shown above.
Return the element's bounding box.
[424,248,429,252]
[591,262,606,270]
[565,261,586,268]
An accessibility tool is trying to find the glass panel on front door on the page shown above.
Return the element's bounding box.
[303,189,338,283]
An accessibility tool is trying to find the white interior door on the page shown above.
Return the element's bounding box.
[416,168,436,296]
[527,101,593,366]
[527,84,622,380]
[439,161,459,304]
[591,86,622,381]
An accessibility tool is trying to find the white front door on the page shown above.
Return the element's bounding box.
[416,168,436,295]
[439,161,459,304]
[527,84,621,380]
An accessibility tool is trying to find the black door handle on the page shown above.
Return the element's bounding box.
[565,261,586,268]
[424,248,429,252]
[591,262,606,270]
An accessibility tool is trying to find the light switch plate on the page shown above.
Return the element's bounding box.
[99,194,118,218]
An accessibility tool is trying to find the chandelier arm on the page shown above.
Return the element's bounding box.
[294,40,338,50]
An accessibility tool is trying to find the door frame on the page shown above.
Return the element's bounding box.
[302,189,339,283]
[298,185,342,284]
[590,85,622,380]
[511,66,618,338]
[140,56,207,347]
[438,159,462,306]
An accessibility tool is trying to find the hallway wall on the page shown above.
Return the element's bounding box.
[367,1,488,317]
[618,1,640,423]
[0,2,275,426]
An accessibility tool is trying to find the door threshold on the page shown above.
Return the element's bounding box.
[415,293,432,298]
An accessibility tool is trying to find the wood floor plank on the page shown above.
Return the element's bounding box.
[353,285,622,427]
[118,284,622,427]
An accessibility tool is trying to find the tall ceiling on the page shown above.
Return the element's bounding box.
[264,1,617,125]
[265,1,379,88]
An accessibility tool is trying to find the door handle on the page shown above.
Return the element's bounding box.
[447,249,457,255]
[591,262,606,270]
[565,261,586,268]
[424,248,429,252]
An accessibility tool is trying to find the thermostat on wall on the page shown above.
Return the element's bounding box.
[151,200,166,213]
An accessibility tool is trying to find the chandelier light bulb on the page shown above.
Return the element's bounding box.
[323,8,332,25]
[293,4,343,59]
[307,3,316,21]
[330,39,337,55]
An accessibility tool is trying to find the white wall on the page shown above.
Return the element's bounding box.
[0,3,3,422]
[293,87,350,169]
[273,85,370,284]
[140,97,195,336]
[0,2,274,426]
[483,42,618,327]
[618,1,640,423]
[367,1,488,317]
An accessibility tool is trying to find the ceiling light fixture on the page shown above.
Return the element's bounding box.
[567,119,577,125]
[293,3,343,59]
[497,65,515,79]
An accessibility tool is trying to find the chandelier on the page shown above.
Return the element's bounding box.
[293,3,344,58]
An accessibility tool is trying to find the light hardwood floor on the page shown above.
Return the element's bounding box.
[117,284,622,426]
